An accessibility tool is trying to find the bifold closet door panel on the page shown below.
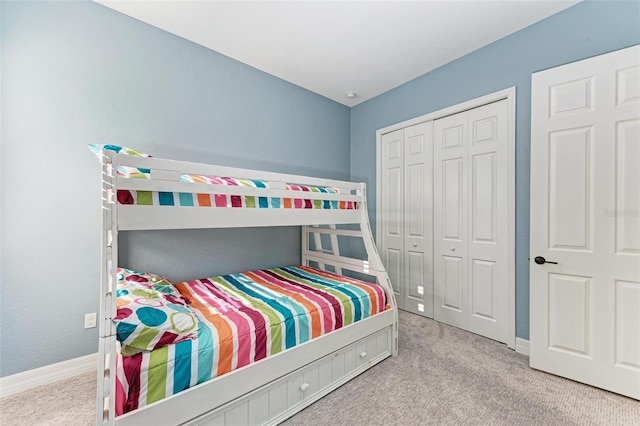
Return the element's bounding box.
[380,129,405,309]
[403,122,433,317]
[434,100,510,343]
[433,111,469,330]
[467,100,509,342]
[379,123,433,317]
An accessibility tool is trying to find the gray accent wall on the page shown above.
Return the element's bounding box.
[350,0,640,340]
[0,1,350,377]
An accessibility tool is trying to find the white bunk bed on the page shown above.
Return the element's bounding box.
[97,149,398,425]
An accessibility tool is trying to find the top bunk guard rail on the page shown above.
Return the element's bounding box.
[114,153,362,191]
[107,151,365,231]
[118,179,361,202]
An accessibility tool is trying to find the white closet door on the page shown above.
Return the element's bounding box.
[434,100,510,343]
[530,45,640,399]
[403,122,433,317]
[380,129,405,309]
[434,111,468,329]
[467,100,509,341]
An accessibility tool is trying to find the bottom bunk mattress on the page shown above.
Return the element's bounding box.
[116,265,387,415]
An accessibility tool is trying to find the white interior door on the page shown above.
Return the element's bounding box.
[530,44,640,399]
[434,100,510,343]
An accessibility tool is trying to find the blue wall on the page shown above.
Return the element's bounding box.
[350,0,640,340]
[0,0,350,377]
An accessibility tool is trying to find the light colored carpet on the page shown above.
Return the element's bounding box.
[1,311,638,425]
[282,311,640,426]
[0,370,95,425]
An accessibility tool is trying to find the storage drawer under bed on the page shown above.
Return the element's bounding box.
[189,325,392,426]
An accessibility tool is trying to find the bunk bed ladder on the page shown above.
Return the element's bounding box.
[98,151,119,425]
[301,184,398,357]
[306,224,343,275]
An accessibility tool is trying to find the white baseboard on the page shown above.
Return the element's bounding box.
[0,353,97,398]
[515,337,530,356]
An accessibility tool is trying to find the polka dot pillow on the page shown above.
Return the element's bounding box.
[115,269,198,355]
[117,268,178,296]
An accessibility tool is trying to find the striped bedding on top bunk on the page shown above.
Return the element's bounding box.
[117,175,358,210]
[116,266,387,415]
[89,144,358,210]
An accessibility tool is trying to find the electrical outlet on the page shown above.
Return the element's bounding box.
[84,312,97,329]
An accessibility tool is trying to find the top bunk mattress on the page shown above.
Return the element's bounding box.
[116,265,387,414]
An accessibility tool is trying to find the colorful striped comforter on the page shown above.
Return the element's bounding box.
[117,175,358,210]
[115,266,386,415]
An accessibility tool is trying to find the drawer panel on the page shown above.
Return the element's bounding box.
[302,365,319,399]
[344,346,357,373]
[192,325,392,426]
[267,382,288,419]
[332,351,345,378]
[248,392,269,425]
[287,373,304,407]
[356,341,368,367]
[198,413,224,426]
[224,403,248,425]
[318,358,333,391]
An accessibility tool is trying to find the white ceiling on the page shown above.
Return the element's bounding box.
[96,0,581,106]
